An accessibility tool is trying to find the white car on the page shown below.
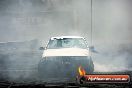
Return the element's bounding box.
[38,36,94,79]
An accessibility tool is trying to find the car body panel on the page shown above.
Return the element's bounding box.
[43,48,90,57]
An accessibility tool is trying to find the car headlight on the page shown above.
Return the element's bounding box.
[40,57,47,62]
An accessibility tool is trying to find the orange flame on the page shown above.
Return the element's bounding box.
[78,66,86,76]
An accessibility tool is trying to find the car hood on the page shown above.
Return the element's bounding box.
[42,48,90,57]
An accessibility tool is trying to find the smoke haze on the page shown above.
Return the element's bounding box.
[0,0,132,81]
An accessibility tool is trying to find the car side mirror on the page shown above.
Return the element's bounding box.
[89,46,98,53]
[39,47,46,50]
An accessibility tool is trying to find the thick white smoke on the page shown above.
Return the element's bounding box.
[0,0,132,81]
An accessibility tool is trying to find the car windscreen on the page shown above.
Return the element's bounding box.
[47,38,87,49]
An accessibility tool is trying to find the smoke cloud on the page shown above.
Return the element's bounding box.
[0,0,132,82]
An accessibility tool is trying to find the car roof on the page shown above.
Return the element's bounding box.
[51,36,84,40]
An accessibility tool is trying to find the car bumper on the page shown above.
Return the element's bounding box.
[38,56,94,79]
